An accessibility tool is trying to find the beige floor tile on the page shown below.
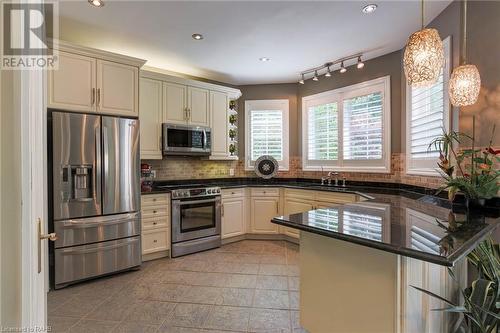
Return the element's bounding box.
[287,265,300,277]
[260,254,287,264]
[288,277,299,291]
[47,315,80,333]
[112,322,159,333]
[218,288,254,307]
[182,286,222,305]
[68,319,119,333]
[253,289,290,309]
[225,274,258,288]
[49,295,105,318]
[189,272,229,287]
[148,283,189,302]
[258,264,288,276]
[256,275,288,290]
[165,303,212,328]
[289,291,299,310]
[125,300,176,325]
[86,296,138,322]
[248,308,291,332]
[203,305,250,331]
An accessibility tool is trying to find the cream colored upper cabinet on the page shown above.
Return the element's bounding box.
[96,60,138,116]
[48,51,96,112]
[187,86,209,126]
[250,196,280,234]
[210,91,229,158]
[163,82,187,124]
[139,77,163,159]
[222,198,246,239]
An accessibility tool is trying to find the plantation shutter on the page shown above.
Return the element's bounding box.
[410,226,440,254]
[342,209,383,241]
[409,72,445,159]
[250,110,283,161]
[343,92,383,160]
[308,209,340,232]
[307,102,339,161]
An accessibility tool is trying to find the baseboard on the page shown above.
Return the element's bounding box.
[142,250,170,261]
[223,233,300,245]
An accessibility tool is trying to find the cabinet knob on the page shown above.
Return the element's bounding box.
[153,222,157,225]
[153,210,157,213]
[153,198,157,202]
[153,239,157,243]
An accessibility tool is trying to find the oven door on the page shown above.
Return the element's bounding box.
[162,124,211,156]
[171,196,221,243]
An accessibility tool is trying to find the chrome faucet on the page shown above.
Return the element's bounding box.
[328,171,339,186]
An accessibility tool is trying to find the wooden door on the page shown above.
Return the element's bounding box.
[222,198,245,239]
[210,91,228,158]
[187,86,209,126]
[48,51,96,112]
[163,82,187,124]
[250,197,280,234]
[139,77,163,159]
[96,60,138,116]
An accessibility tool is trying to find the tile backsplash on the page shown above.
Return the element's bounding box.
[143,153,444,189]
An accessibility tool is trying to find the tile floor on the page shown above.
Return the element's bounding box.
[48,240,307,333]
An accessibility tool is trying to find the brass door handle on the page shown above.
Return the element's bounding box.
[38,218,57,273]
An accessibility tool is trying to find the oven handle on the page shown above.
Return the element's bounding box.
[173,197,220,206]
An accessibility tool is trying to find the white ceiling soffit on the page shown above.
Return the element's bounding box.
[57,0,453,85]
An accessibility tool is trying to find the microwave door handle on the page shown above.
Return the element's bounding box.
[204,130,207,149]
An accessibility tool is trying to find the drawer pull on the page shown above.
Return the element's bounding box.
[153,198,157,202]
[153,210,157,213]
[231,192,235,195]
[153,222,157,225]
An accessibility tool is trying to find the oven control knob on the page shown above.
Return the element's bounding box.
[216,189,220,193]
[208,189,212,194]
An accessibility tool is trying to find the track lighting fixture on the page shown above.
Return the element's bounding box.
[299,74,305,85]
[340,61,347,73]
[312,71,319,81]
[357,56,364,69]
[298,53,364,84]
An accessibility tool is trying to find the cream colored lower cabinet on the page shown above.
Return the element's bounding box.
[141,193,170,260]
[221,198,246,239]
[250,196,280,234]
[282,198,314,238]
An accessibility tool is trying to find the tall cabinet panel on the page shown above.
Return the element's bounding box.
[48,51,96,112]
[97,60,138,117]
[139,78,163,159]
[163,82,187,124]
[187,86,210,126]
[250,197,280,234]
[210,91,229,158]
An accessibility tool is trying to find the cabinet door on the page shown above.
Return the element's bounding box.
[48,51,96,112]
[250,197,280,234]
[139,78,163,159]
[163,82,187,124]
[283,199,314,238]
[222,198,245,239]
[210,91,229,158]
[96,60,138,116]
[187,86,209,126]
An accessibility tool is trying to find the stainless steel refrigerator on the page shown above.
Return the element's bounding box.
[49,111,141,289]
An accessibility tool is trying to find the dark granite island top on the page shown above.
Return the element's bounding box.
[272,190,499,266]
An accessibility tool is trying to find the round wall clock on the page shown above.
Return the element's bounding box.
[254,155,279,179]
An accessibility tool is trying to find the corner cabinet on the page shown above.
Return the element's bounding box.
[47,41,145,116]
[139,77,163,159]
[250,188,281,234]
[210,91,229,159]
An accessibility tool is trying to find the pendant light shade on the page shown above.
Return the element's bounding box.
[403,28,444,87]
[449,64,481,106]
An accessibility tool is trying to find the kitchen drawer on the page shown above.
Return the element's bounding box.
[142,216,169,231]
[250,188,280,197]
[284,189,311,200]
[315,191,357,204]
[141,193,169,207]
[142,205,169,219]
[222,188,245,198]
[142,228,169,254]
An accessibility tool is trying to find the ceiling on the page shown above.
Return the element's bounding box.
[57,0,453,85]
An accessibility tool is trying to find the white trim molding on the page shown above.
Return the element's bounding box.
[245,99,290,171]
[302,75,391,173]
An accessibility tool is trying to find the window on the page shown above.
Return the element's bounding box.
[245,99,289,170]
[302,76,391,172]
[406,37,451,175]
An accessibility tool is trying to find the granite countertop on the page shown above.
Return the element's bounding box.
[142,177,499,266]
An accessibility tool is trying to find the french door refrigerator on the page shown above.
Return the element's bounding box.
[49,111,141,289]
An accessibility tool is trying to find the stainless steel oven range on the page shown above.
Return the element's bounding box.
[171,187,221,257]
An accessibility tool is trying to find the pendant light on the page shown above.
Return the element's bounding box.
[403,0,444,87]
[449,0,481,106]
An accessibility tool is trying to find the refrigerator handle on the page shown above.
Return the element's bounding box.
[95,126,102,207]
[102,125,109,196]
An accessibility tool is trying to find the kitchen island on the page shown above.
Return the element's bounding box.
[272,190,499,333]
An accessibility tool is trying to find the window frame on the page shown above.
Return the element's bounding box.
[405,36,451,176]
[244,99,290,171]
[302,75,391,173]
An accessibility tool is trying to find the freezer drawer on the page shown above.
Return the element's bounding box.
[54,212,141,248]
[54,236,141,288]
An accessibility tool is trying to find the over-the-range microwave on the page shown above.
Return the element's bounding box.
[162,123,211,156]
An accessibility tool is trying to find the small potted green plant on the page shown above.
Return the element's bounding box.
[229,129,236,141]
[430,119,499,209]
[229,143,236,156]
[229,114,237,125]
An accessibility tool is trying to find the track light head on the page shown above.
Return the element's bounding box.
[299,74,305,84]
[357,56,365,69]
[340,61,347,73]
[312,71,319,81]
[325,66,332,77]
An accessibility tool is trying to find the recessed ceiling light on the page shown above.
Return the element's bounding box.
[362,4,377,14]
[192,33,204,40]
[88,0,104,7]
[259,57,271,62]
